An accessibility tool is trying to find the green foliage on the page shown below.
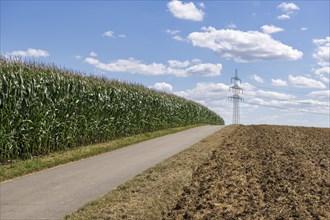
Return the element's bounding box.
[0,57,224,163]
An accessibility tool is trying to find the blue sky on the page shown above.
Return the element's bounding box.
[1,0,329,127]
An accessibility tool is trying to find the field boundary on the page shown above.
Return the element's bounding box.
[0,125,200,182]
[66,125,236,220]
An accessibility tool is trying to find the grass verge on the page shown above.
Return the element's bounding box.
[65,125,237,220]
[0,125,199,182]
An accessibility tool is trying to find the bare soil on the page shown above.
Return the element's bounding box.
[166,125,330,219]
[66,126,235,220]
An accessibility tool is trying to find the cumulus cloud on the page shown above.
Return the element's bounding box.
[175,79,328,125]
[89,52,97,57]
[248,97,289,107]
[102,31,126,38]
[288,75,326,89]
[308,90,330,99]
[5,48,49,58]
[271,79,288,86]
[301,27,308,31]
[251,74,264,83]
[257,90,295,100]
[168,60,190,68]
[277,14,290,20]
[313,66,330,75]
[102,31,114,37]
[172,35,187,42]
[226,23,237,29]
[84,57,222,77]
[175,82,230,104]
[277,2,300,12]
[187,26,303,62]
[167,0,205,21]
[261,25,284,34]
[313,37,330,67]
[186,63,222,77]
[150,82,173,93]
[276,2,299,20]
[166,29,181,35]
[312,37,330,82]
[238,82,255,91]
[165,29,187,42]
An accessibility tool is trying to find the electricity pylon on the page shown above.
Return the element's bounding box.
[228,69,244,124]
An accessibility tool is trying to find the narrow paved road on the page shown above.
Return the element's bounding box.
[0,125,224,220]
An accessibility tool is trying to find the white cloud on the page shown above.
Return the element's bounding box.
[226,23,237,29]
[276,3,299,20]
[187,27,303,62]
[288,75,326,89]
[247,97,298,108]
[75,55,82,60]
[277,14,290,20]
[84,57,222,77]
[313,68,329,83]
[150,82,173,93]
[186,63,222,77]
[172,35,187,42]
[312,37,330,83]
[308,90,330,99]
[192,58,201,63]
[167,0,205,21]
[166,29,181,35]
[165,29,187,42]
[85,57,100,65]
[175,82,230,103]
[277,2,300,12]
[251,74,264,83]
[174,79,328,126]
[102,31,126,38]
[5,48,49,58]
[89,51,97,57]
[301,27,308,31]
[239,82,255,91]
[313,66,330,75]
[271,79,288,86]
[257,89,295,100]
[261,25,284,34]
[85,57,166,75]
[168,60,190,68]
[102,31,114,37]
[313,37,330,67]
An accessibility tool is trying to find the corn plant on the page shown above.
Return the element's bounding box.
[0,57,224,163]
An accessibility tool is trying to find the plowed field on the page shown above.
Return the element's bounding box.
[166,125,330,219]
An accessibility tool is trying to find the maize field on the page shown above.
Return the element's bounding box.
[0,58,224,163]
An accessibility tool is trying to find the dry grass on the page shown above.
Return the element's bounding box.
[66,125,237,220]
[0,126,197,182]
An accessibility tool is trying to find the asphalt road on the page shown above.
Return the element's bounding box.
[0,125,224,220]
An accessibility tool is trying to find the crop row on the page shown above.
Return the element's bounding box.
[0,58,224,163]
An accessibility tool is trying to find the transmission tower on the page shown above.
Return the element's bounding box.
[228,69,244,124]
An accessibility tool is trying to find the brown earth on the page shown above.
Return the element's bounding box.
[166,125,330,220]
